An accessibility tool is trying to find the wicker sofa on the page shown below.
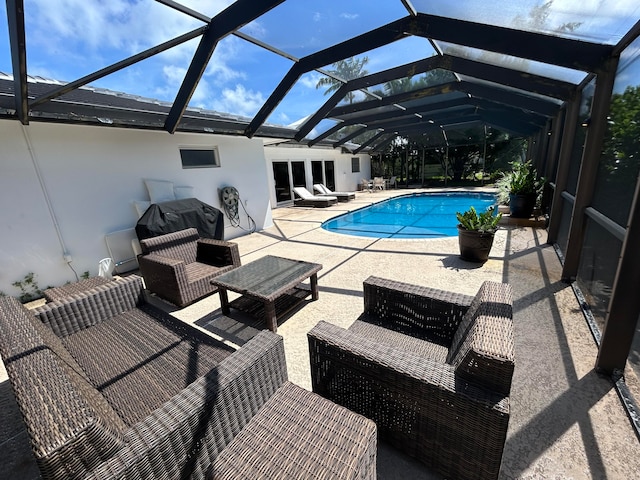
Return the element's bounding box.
[137,228,241,307]
[308,276,514,480]
[0,275,377,480]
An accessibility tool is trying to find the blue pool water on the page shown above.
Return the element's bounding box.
[321,192,498,239]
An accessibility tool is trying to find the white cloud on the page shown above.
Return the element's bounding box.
[511,0,640,42]
[27,0,236,52]
[299,72,322,89]
[239,19,268,38]
[340,13,359,20]
[210,84,265,117]
[152,64,188,100]
[191,79,214,107]
[23,0,253,103]
[313,12,323,22]
[203,36,247,85]
[29,0,163,52]
[279,112,291,124]
[155,64,215,108]
[306,126,319,139]
[25,1,237,66]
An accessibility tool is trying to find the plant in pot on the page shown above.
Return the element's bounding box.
[507,160,545,218]
[456,206,502,263]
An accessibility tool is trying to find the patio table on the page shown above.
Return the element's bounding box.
[211,255,322,332]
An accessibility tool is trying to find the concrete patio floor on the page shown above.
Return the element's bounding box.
[2,187,639,479]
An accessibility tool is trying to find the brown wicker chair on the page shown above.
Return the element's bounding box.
[137,227,241,307]
[0,275,377,480]
[308,276,514,480]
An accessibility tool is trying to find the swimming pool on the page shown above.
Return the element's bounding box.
[321,192,499,239]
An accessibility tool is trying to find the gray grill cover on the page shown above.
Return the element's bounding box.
[135,198,224,241]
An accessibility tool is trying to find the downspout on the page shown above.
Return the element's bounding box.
[20,125,77,279]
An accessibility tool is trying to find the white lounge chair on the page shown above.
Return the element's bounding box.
[292,187,338,207]
[313,184,356,202]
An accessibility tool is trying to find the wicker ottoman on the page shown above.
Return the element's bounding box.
[208,381,377,480]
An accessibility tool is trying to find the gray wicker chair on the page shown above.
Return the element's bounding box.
[0,275,377,480]
[308,276,514,480]
[137,227,241,307]
[43,276,112,302]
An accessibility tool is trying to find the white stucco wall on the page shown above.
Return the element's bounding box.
[263,145,371,205]
[0,120,273,295]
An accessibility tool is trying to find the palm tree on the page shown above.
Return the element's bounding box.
[413,69,457,88]
[383,77,415,95]
[374,69,457,97]
[316,56,369,104]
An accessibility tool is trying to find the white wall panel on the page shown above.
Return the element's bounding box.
[0,120,272,294]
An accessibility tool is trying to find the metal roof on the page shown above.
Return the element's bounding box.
[2,0,639,151]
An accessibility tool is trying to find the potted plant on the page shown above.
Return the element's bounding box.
[506,160,545,218]
[456,206,502,263]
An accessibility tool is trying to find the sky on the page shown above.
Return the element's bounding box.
[1,0,639,128]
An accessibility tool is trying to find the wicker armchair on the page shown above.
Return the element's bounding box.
[308,276,514,480]
[137,227,240,307]
[0,275,377,480]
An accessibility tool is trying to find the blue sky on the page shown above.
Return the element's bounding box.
[1,1,639,127]
[0,0,424,127]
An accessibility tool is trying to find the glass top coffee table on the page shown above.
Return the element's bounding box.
[211,255,322,332]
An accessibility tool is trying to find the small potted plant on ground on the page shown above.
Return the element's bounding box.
[507,160,545,218]
[456,206,502,263]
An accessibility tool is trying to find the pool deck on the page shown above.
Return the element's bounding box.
[2,186,639,479]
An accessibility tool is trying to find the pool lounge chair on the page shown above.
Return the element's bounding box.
[313,183,356,202]
[293,187,338,207]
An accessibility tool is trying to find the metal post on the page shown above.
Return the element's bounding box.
[421,148,425,187]
[547,97,581,244]
[562,56,619,281]
[482,124,487,184]
[405,145,409,188]
[545,110,565,181]
[445,146,449,187]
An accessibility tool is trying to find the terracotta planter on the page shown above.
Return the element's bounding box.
[457,226,495,263]
[509,193,536,218]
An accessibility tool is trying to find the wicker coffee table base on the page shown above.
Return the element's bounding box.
[223,285,314,331]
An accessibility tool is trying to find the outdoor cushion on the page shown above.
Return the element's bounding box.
[144,179,176,203]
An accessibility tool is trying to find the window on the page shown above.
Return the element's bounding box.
[351,157,360,173]
[292,161,306,187]
[179,147,220,168]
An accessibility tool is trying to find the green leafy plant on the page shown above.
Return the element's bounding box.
[12,272,44,303]
[508,160,545,196]
[456,206,502,233]
[494,171,513,205]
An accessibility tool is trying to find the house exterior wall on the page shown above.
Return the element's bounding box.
[263,145,371,205]
[0,120,273,295]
